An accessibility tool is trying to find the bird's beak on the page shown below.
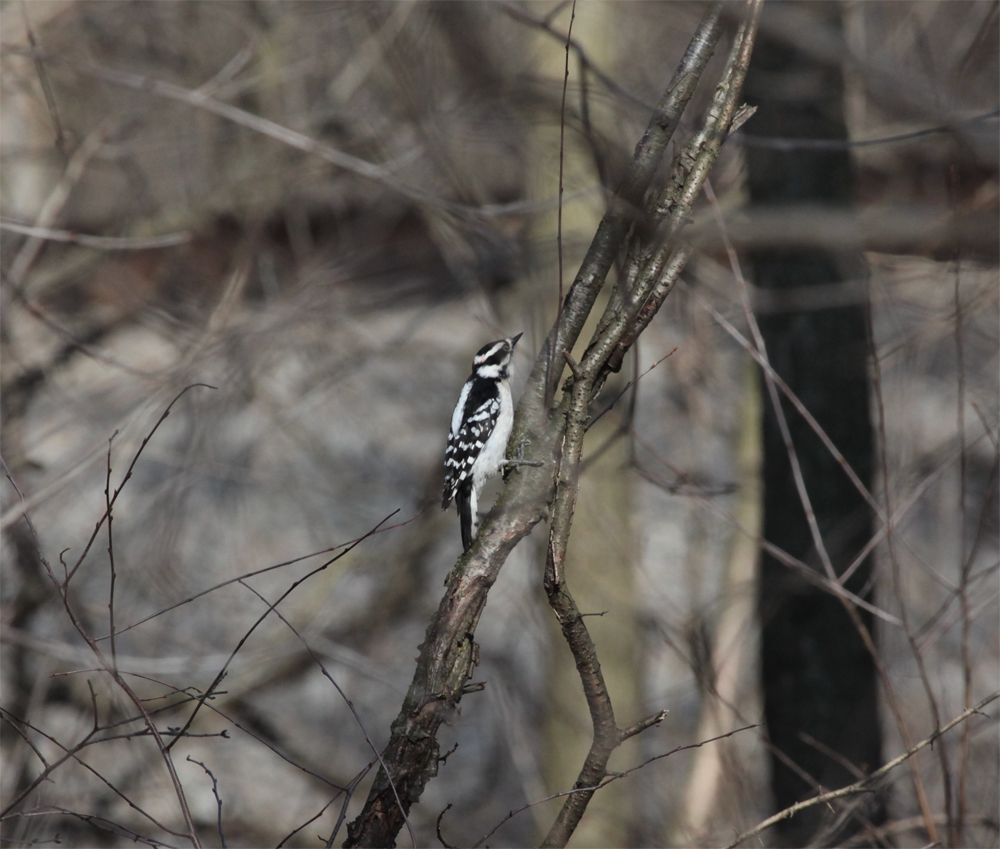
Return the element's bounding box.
[510,332,523,348]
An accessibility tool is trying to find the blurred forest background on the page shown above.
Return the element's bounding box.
[1,2,997,847]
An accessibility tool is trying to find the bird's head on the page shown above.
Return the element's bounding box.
[472,333,522,380]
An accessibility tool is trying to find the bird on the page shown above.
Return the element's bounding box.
[442,334,522,551]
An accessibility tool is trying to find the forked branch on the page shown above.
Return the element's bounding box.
[343,3,762,845]
[538,6,762,846]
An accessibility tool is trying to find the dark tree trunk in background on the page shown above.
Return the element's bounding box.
[744,3,883,844]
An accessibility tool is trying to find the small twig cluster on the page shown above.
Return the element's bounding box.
[1,386,418,847]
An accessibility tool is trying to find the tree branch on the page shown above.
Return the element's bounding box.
[535,11,763,845]
[723,691,1000,849]
[342,5,758,846]
[534,1,727,408]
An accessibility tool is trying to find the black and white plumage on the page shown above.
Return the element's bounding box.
[442,334,522,551]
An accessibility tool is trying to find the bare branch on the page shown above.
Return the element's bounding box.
[341,5,762,845]
[473,723,755,848]
[723,691,1000,849]
[0,219,191,249]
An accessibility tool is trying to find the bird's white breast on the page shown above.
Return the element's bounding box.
[471,380,512,493]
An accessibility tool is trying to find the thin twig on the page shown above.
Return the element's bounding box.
[500,2,652,114]
[17,395,219,848]
[0,710,96,817]
[0,220,190,249]
[586,348,676,432]
[18,0,66,157]
[274,793,339,849]
[237,579,417,849]
[562,348,581,380]
[9,49,475,219]
[474,724,754,848]
[677,275,994,592]
[633,458,901,627]
[435,803,455,849]
[104,434,118,674]
[64,384,216,585]
[739,107,998,149]
[186,758,227,849]
[6,121,112,293]
[723,692,1000,848]
[0,708,188,837]
[101,510,422,640]
[8,806,176,848]
[546,0,577,412]
[163,511,399,753]
[949,163,973,847]
[704,177,838,584]
[866,275,945,842]
[326,760,377,849]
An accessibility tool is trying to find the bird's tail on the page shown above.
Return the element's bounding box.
[457,480,474,552]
